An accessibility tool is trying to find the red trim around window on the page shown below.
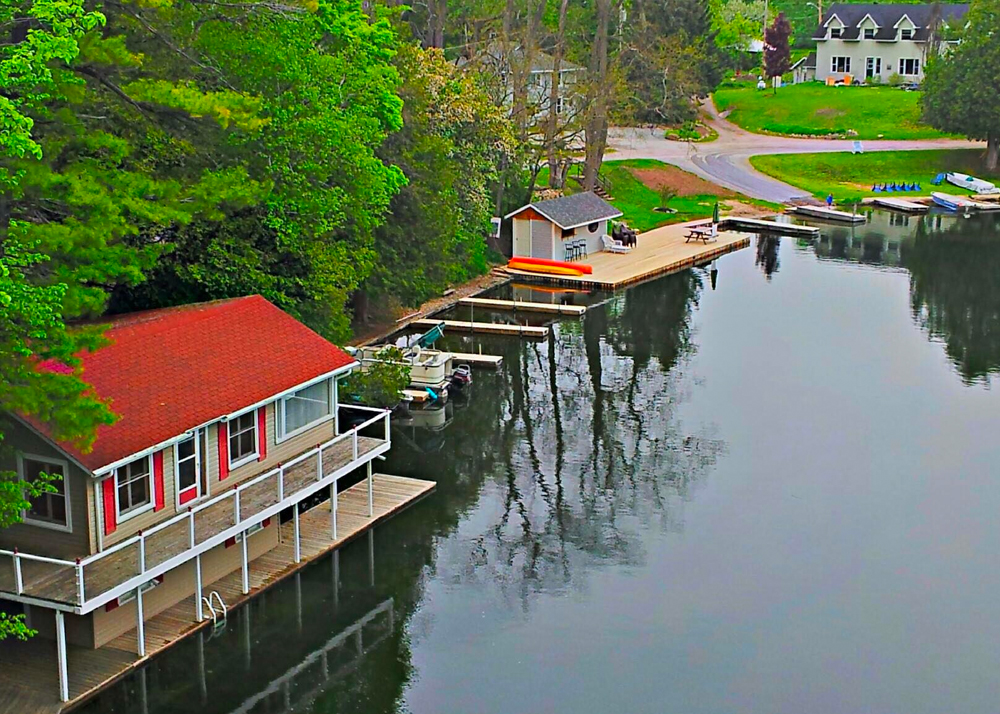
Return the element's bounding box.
[153,451,165,511]
[218,424,229,481]
[102,478,117,535]
[257,407,267,461]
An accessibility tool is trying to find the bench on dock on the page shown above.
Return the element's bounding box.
[685,226,716,244]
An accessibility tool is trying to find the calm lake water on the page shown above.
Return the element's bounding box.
[82,211,1000,714]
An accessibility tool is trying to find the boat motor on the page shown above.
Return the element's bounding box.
[449,364,473,391]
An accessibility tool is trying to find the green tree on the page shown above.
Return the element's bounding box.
[923,0,1000,170]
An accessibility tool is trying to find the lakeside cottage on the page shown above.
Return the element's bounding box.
[505,192,622,261]
[812,3,969,84]
[0,296,394,704]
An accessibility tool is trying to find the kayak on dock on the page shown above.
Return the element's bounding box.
[507,257,592,277]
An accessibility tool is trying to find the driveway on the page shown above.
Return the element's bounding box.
[607,100,982,203]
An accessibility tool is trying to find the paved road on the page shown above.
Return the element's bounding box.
[607,100,982,203]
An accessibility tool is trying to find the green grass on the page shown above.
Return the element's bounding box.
[751,149,999,203]
[713,84,955,140]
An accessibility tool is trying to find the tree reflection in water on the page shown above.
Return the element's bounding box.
[755,234,781,280]
[808,212,1000,385]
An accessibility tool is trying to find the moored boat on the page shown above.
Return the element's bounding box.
[931,192,976,211]
[946,172,997,195]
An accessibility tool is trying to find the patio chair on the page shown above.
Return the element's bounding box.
[601,234,631,254]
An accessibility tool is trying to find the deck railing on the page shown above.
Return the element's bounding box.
[0,407,390,612]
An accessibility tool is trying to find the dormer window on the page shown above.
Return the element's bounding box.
[901,28,913,40]
[864,28,875,39]
[830,27,842,38]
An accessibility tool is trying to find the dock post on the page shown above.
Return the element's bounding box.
[136,586,146,657]
[331,483,338,540]
[241,532,250,595]
[295,572,303,634]
[195,554,203,621]
[197,632,207,704]
[332,550,340,608]
[367,461,373,517]
[368,529,375,588]
[293,505,301,563]
[55,610,70,702]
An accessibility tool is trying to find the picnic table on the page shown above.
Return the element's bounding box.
[684,225,716,244]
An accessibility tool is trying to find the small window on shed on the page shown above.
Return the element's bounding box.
[587,222,599,233]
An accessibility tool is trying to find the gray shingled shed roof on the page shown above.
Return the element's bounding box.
[505,192,623,230]
[812,3,969,40]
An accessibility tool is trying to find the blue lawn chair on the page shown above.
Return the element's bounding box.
[873,184,882,193]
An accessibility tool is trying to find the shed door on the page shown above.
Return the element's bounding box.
[530,220,552,259]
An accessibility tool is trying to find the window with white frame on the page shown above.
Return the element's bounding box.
[278,378,333,441]
[830,27,842,38]
[116,456,152,519]
[175,433,202,502]
[899,58,920,75]
[900,28,913,40]
[20,455,70,530]
[556,97,565,115]
[863,27,875,39]
[228,411,259,467]
[116,576,162,607]
[831,56,851,73]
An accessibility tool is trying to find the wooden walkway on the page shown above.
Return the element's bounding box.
[0,474,435,714]
[458,297,586,316]
[503,220,751,290]
[412,319,549,339]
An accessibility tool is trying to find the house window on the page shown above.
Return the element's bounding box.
[19,456,70,531]
[901,28,913,40]
[830,27,842,38]
[116,456,153,519]
[831,56,851,73]
[864,28,875,39]
[278,378,333,441]
[587,222,599,233]
[899,58,921,76]
[556,97,564,115]
[175,430,206,504]
[228,411,259,468]
[110,576,163,610]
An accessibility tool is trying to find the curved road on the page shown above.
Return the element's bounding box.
[607,100,982,204]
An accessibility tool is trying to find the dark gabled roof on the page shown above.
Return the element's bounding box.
[792,52,817,70]
[505,192,623,230]
[32,296,356,472]
[813,3,969,40]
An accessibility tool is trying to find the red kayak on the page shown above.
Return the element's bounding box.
[509,256,593,275]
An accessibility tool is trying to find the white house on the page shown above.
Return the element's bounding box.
[505,192,622,260]
[812,3,969,84]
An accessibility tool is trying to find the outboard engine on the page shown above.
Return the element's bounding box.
[449,364,473,391]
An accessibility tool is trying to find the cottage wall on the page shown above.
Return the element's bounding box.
[816,38,941,83]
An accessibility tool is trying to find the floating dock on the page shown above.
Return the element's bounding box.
[458,297,586,316]
[719,217,819,237]
[872,197,929,213]
[969,199,1000,212]
[412,319,549,339]
[0,475,435,714]
[450,352,504,369]
[503,220,751,290]
[793,205,867,224]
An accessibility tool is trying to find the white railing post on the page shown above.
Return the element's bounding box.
[188,509,196,549]
[136,586,146,657]
[293,506,301,564]
[241,533,250,595]
[235,490,242,523]
[12,549,23,595]
[76,559,85,605]
[278,464,284,502]
[384,411,390,442]
[331,484,337,540]
[316,445,323,482]
[56,611,70,702]
[353,428,359,461]
[138,532,146,574]
[195,554,204,622]
[367,461,373,517]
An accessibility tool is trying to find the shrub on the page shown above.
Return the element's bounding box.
[888,72,903,87]
[341,347,411,408]
[658,185,678,208]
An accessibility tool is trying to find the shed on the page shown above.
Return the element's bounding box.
[505,192,623,260]
[792,52,817,84]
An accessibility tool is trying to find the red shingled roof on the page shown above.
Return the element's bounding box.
[39,296,356,472]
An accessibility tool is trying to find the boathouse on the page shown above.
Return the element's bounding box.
[506,192,622,260]
[0,296,403,705]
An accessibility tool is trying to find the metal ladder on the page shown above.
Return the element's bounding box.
[201,590,228,636]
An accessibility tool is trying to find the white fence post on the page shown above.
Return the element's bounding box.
[241,534,250,595]
[235,490,242,523]
[331,484,337,540]
[293,506,301,563]
[136,586,146,657]
[353,428,358,462]
[188,509,196,549]
[55,611,70,702]
[278,464,284,502]
[367,461,373,517]
[138,532,146,574]
[13,549,23,595]
[76,559,85,605]
[316,445,323,482]
[195,554,204,621]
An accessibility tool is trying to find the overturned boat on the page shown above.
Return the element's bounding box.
[946,173,997,196]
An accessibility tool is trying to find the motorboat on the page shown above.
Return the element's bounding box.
[946,172,997,195]
[349,344,460,392]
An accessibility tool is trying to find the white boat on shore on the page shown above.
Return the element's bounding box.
[931,192,977,211]
[946,172,997,195]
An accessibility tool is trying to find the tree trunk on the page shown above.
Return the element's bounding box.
[546,0,570,188]
[583,0,612,191]
[988,133,999,172]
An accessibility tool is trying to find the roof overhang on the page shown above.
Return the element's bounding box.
[90,361,359,477]
[504,203,623,230]
[894,14,917,29]
[857,13,881,28]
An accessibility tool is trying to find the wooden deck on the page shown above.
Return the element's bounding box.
[458,297,586,316]
[503,220,751,290]
[0,474,435,714]
[11,437,385,607]
[411,319,549,338]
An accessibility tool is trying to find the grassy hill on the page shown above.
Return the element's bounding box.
[775,0,970,47]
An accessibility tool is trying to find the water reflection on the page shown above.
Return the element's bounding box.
[806,211,1000,384]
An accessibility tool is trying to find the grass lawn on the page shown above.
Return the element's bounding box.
[751,149,999,203]
[713,84,954,140]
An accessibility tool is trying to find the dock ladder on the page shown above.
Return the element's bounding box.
[201,590,229,636]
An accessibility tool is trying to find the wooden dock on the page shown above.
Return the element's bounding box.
[503,220,751,290]
[412,318,549,339]
[793,205,867,224]
[873,197,929,213]
[450,352,504,369]
[0,475,435,714]
[458,297,586,316]
[719,217,819,237]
